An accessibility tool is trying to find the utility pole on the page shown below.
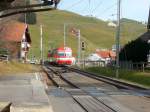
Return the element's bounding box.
[115,0,121,78]
[25,0,27,23]
[40,25,43,65]
[78,29,81,65]
[64,23,66,47]
[147,7,150,30]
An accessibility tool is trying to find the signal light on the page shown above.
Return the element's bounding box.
[81,41,85,50]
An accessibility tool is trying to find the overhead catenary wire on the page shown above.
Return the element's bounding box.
[45,0,85,22]
[80,2,89,14]
[65,0,85,10]
[61,1,117,20]
[96,2,117,17]
[88,0,91,16]
[91,0,103,14]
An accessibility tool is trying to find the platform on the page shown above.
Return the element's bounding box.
[0,73,53,112]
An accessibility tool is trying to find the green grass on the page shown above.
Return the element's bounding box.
[85,67,150,87]
[27,10,146,59]
[0,61,41,75]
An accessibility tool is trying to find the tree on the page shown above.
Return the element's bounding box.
[119,38,150,63]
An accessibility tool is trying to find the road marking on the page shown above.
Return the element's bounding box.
[35,73,40,80]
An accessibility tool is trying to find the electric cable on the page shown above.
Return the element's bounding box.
[97,2,117,17]
[65,0,84,10]
[91,0,103,14]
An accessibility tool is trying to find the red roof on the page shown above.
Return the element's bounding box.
[96,50,110,58]
[96,50,116,59]
[109,51,116,59]
[0,21,27,42]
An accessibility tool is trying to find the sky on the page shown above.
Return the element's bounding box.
[58,0,150,22]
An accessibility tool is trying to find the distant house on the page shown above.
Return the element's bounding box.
[0,21,31,62]
[86,53,101,61]
[96,49,116,64]
[86,49,116,65]
[107,21,117,28]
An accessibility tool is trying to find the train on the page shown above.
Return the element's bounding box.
[48,47,76,65]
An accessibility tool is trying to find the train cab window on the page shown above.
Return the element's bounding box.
[58,52,65,57]
[66,52,72,57]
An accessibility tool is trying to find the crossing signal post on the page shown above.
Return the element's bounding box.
[81,41,85,68]
[77,30,81,66]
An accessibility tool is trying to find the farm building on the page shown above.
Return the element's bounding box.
[96,49,116,63]
[0,20,31,62]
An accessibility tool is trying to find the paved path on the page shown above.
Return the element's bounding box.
[0,73,53,112]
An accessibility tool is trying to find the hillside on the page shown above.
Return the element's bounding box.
[28,10,146,59]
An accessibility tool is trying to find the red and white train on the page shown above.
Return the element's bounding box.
[48,47,75,65]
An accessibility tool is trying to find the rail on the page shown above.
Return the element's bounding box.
[66,66,150,91]
[44,65,117,112]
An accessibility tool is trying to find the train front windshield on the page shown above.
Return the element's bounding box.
[58,52,72,57]
[65,52,72,57]
[58,52,65,57]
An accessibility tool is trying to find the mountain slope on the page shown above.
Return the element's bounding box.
[28,10,146,59]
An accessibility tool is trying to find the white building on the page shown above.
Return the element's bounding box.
[86,53,101,61]
[108,22,117,28]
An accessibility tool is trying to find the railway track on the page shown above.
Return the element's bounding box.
[66,66,150,97]
[43,65,144,112]
[43,66,73,88]
[44,65,118,112]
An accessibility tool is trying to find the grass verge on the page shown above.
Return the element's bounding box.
[84,67,150,88]
[0,61,42,76]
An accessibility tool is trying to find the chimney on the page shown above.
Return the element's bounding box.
[147,8,150,30]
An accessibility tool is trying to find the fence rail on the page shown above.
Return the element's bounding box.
[77,60,150,72]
